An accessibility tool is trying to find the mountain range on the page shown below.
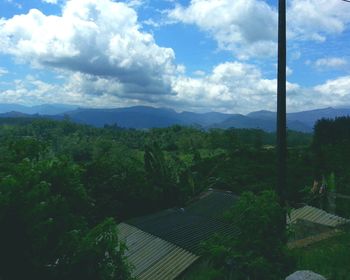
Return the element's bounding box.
[0,103,78,115]
[1,104,350,132]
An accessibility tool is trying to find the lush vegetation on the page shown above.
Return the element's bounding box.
[313,117,350,195]
[292,231,350,280]
[1,116,350,279]
[311,117,350,217]
[198,191,294,280]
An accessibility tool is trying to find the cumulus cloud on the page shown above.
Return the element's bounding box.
[0,0,283,113]
[0,74,147,108]
[167,0,278,59]
[288,0,350,42]
[171,61,350,114]
[6,64,349,113]
[314,76,350,98]
[284,76,350,111]
[314,57,347,70]
[2,0,349,113]
[0,0,178,97]
[0,76,60,104]
[171,62,293,113]
[167,0,350,59]
[0,59,301,113]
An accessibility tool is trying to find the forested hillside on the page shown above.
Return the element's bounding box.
[1,117,349,279]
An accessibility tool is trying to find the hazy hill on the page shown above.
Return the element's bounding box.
[1,104,350,132]
[209,114,311,132]
[0,103,77,115]
[65,106,185,128]
[288,107,350,127]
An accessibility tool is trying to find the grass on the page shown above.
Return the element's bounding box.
[291,230,350,280]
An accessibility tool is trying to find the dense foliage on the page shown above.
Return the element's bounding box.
[311,117,350,217]
[313,117,350,194]
[3,116,350,279]
[0,132,132,279]
[292,231,350,280]
[199,191,294,280]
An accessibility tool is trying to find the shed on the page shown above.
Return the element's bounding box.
[288,205,350,227]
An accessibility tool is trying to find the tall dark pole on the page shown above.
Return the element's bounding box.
[277,0,286,207]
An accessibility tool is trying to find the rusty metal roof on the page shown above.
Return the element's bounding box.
[117,223,199,280]
[288,205,350,227]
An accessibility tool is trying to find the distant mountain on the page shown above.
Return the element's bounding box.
[65,107,235,128]
[178,111,231,126]
[0,111,32,118]
[246,110,276,120]
[0,103,78,115]
[0,104,31,114]
[1,104,350,132]
[244,107,350,132]
[31,104,78,115]
[65,106,186,128]
[0,111,64,122]
[209,114,311,132]
[288,107,350,127]
[210,114,274,131]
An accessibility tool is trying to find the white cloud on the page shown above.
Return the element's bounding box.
[0,0,287,113]
[314,76,350,98]
[41,0,58,4]
[0,67,8,76]
[2,0,350,113]
[125,0,145,8]
[171,62,277,113]
[0,59,299,113]
[0,74,146,108]
[284,76,350,111]
[167,0,350,59]
[5,0,22,9]
[4,59,349,114]
[193,70,205,76]
[0,0,178,97]
[143,18,162,28]
[167,0,278,59]
[0,76,59,104]
[314,57,347,70]
[288,0,350,41]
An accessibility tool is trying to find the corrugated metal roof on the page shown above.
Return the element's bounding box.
[117,223,199,280]
[288,205,350,227]
[120,193,350,279]
[126,190,239,254]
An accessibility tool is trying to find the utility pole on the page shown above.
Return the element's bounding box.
[277,0,286,207]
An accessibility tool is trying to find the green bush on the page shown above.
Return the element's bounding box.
[201,191,295,280]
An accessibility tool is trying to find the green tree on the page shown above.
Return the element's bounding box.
[144,142,180,208]
[0,149,131,279]
[202,191,294,280]
[54,218,132,280]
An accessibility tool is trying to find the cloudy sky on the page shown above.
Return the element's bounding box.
[0,0,350,113]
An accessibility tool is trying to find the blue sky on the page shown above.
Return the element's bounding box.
[0,0,350,113]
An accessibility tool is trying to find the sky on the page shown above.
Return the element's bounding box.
[0,0,350,113]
